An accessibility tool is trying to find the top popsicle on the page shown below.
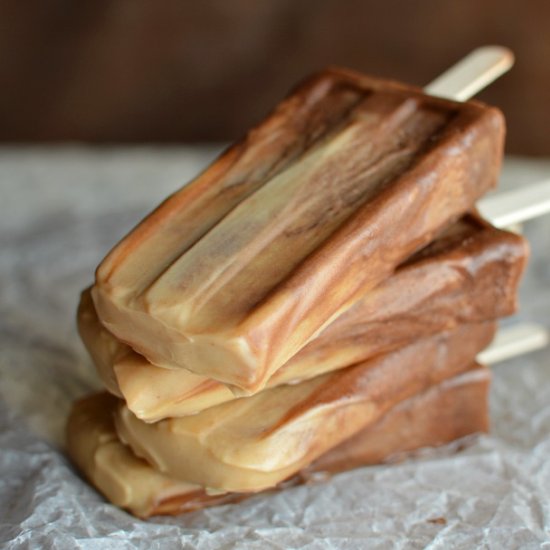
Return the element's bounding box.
[92,67,505,393]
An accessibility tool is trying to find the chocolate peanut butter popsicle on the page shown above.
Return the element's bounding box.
[79,215,526,421]
[113,322,495,493]
[67,365,489,518]
[92,68,504,393]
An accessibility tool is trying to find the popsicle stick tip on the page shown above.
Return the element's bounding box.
[424,45,515,101]
[478,178,550,228]
[473,45,515,66]
[478,323,549,365]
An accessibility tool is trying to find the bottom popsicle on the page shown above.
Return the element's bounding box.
[66,364,489,518]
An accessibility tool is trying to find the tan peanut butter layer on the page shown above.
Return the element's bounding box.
[79,215,526,421]
[112,322,495,492]
[92,67,505,393]
[67,365,489,518]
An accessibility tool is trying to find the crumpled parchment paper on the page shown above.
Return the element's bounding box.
[1,148,549,549]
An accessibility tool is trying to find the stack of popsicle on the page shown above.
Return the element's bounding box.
[67,66,528,518]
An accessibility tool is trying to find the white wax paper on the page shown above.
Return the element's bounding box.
[1,148,549,549]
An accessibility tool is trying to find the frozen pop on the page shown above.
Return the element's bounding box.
[113,322,495,492]
[67,365,490,517]
[92,68,505,393]
[80,215,526,420]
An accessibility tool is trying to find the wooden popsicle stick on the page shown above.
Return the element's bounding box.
[478,179,550,228]
[424,45,514,101]
[477,323,549,365]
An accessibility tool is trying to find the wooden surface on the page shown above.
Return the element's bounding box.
[0,0,549,154]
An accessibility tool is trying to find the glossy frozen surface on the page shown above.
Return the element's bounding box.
[78,216,526,420]
[66,367,490,518]
[92,69,504,392]
[112,323,494,492]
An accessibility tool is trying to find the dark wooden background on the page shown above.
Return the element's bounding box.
[1,0,549,154]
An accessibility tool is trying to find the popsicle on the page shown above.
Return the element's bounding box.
[113,322,495,492]
[92,68,505,393]
[79,215,526,420]
[67,365,489,518]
